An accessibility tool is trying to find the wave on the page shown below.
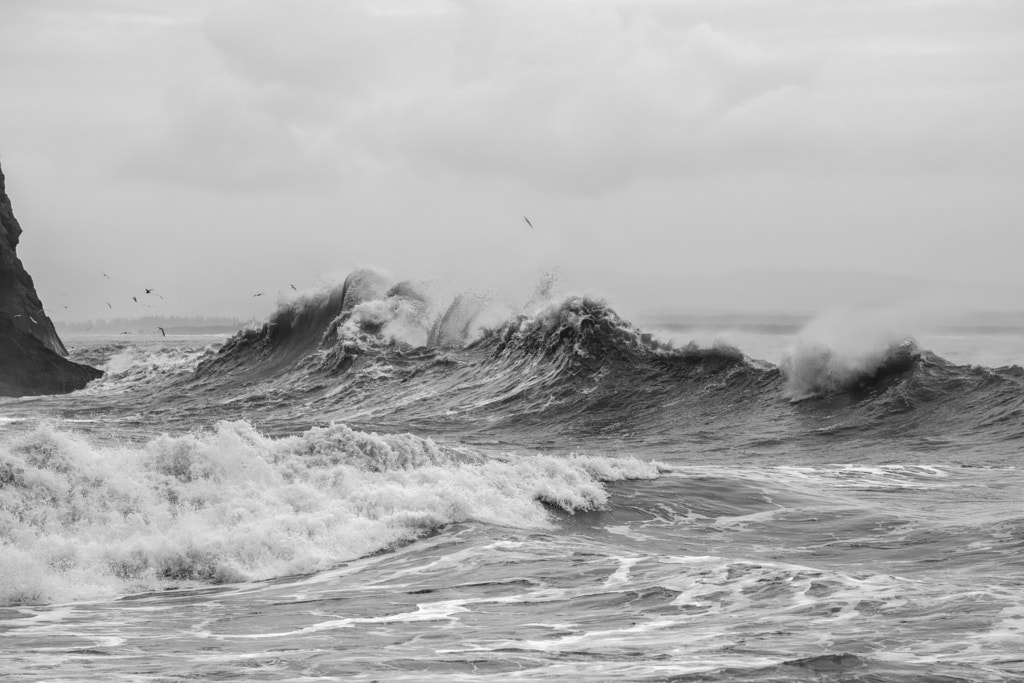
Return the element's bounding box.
[778,308,922,401]
[194,271,490,382]
[781,339,920,401]
[0,421,661,605]
[193,281,349,382]
[197,274,749,382]
[120,270,1024,447]
[87,346,210,392]
[478,296,663,362]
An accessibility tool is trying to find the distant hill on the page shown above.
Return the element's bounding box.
[57,315,249,336]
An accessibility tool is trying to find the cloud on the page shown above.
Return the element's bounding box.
[129,76,341,191]
[180,0,811,192]
[121,0,1023,192]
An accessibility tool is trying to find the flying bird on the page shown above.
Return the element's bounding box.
[253,292,265,297]
[106,302,113,309]
[523,216,534,229]
[157,326,166,337]
[102,272,111,279]
[290,284,297,291]
[132,296,138,303]
[144,288,164,299]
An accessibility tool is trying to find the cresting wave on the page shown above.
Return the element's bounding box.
[4,272,1024,613]
[0,420,661,605]
[4,271,1023,681]
[178,271,1024,444]
[193,269,492,383]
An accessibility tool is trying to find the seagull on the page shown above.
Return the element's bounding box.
[132,296,138,303]
[28,316,37,324]
[253,292,265,297]
[102,272,111,279]
[106,302,113,309]
[157,326,166,337]
[290,284,297,291]
[523,216,534,229]
[144,288,164,299]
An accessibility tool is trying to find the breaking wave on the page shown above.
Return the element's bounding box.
[164,273,1024,445]
[779,308,920,400]
[0,421,660,605]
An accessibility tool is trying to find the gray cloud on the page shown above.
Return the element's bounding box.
[2,0,1022,318]
[129,77,341,192]
[189,1,814,192]
[159,0,1023,195]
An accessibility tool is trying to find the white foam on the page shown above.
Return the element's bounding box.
[84,346,207,394]
[0,420,660,606]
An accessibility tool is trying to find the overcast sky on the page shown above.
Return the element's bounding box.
[1,0,1022,321]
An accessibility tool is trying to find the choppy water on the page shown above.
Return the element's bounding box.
[2,275,1023,681]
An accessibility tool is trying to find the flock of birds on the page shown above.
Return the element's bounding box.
[26,217,539,338]
[96,273,166,334]
[84,272,304,336]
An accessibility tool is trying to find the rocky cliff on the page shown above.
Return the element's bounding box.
[0,160,101,396]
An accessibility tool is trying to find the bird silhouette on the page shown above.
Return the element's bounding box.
[106,302,113,309]
[253,292,265,297]
[290,284,297,291]
[157,326,166,337]
[144,288,164,299]
[523,216,534,229]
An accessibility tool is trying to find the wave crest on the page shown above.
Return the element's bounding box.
[481,296,659,362]
[782,335,920,401]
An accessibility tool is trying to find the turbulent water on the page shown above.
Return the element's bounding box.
[2,272,1023,682]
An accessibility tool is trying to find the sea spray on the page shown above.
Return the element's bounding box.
[781,308,919,400]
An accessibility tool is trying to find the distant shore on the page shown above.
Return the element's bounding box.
[56,316,249,336]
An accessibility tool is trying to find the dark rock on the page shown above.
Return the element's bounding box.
[0,314,101,396]
[0,160,102,396]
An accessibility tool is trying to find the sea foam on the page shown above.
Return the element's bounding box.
[0,421,659,606]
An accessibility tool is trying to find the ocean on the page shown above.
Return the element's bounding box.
[2,273,1023,682]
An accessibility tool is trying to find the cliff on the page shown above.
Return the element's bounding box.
[0,160,102,396]
[0,315,102,396]
[0,162,67,354]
